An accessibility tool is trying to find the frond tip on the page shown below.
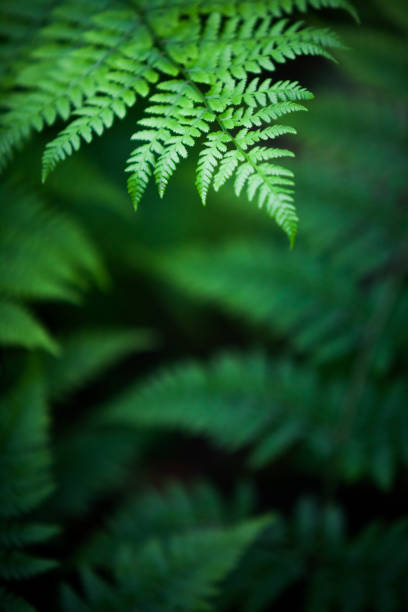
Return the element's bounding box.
[127,78,312,244]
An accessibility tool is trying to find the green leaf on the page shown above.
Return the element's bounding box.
[0,301,59,354]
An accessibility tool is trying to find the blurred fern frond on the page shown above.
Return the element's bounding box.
[98,351,408,488]
[0,368,58,603]
[0,180,105,352]
[222,498,408,612]
[62,481,270,612]
[0,300,58,354]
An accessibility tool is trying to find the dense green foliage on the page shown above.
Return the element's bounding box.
[1,0,407,610]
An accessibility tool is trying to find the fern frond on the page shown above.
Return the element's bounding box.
[41,70,152,181]
[0,300,59,354]
[57,480,269,609]
[63,520,269,611]
[115,519,271,612]
[99,351,408,488]
[0,550,57,581]
[0,371,53,518]
[152,239,361,360]
[63,477,271,612]
[196,132,230,204]
[0,368,57,604]
[222,499,408,612]
[0,182,105,303]
[126,80,212,205]
[0,0,352,240]
[81,480,256,565]
[101,352,274,449]
[128,77,312,242]
[1,5,156,173]
[0,523,59,549]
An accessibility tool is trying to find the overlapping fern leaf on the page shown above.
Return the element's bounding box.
[0,0,354,242]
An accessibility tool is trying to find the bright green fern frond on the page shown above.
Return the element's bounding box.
[196,132,231,204]
[126,79,213,205]
[0,0,353,241]
[1,4,156,173]
[128,77,313,242]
